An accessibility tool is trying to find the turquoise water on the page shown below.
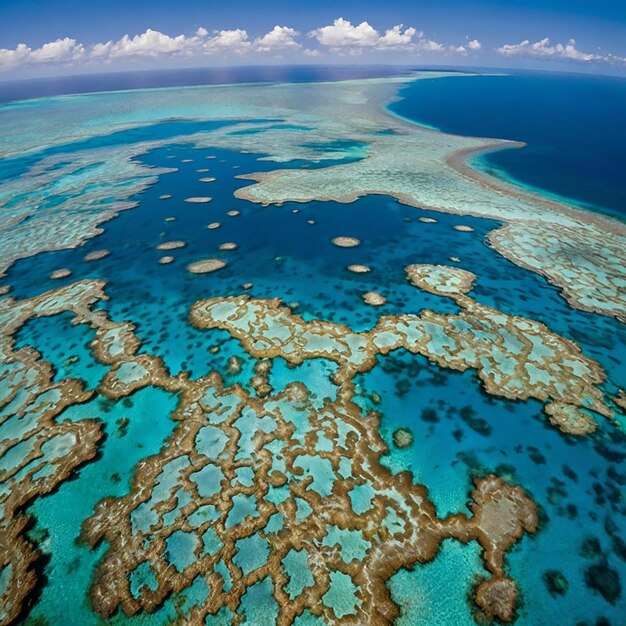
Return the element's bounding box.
[1,74,625,625]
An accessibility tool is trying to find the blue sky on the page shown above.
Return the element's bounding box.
[1,0,625,78]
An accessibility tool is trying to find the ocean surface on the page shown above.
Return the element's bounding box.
[0,69,625,626]
[0,65,411,103]
[389,71,626,219]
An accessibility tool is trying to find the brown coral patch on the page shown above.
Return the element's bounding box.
[187,259,227,274]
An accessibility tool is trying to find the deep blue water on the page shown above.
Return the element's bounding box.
[389,72,626,219]
[0,65,411,103]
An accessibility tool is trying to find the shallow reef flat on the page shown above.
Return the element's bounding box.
[0,282,106,624]
[0,262,623,624]
[2,277,541,625]
[190,263,611,436]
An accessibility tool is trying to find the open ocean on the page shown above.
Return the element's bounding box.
[389,71,626,220]
[0,65,411,103]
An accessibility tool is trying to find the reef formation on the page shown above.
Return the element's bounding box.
[191,264,611,436]
[0,258,618,624]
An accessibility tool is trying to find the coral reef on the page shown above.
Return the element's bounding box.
[0,282,106,624]
[187,259,227,274]
[0,271,556,624]
[191,264,610,435]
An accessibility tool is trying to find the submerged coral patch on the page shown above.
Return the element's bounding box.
[187,259,227,274]
[363,291,386,306]
[185,197,212,203]
[190,264,611,436]
[331,237,360,248]
[407,263,476,297]
[392,427,413,449]
[50,268,71,279]
[81,346,538,625]
[0,281,108,624]
[84,249,110,261]
[156,241,186,251]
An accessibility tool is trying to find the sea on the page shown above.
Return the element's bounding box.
[389,70,626,220]
[1,66,625,625]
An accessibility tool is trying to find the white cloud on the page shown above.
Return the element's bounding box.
[0,43,32,70]
[91,27,256,61]
[92,29,198,60]
[307,18,468,56]
[497,38,600,62]
[309,18,379,48]
[416,38,445,53]
[255,26,301,52]
[30,37,84,63]
[607,53,626,65]
[203,29,251,54]
[377,25,417,48]
[309,18,416,50]
[451,39,481,56]
[0,38,83,70]
[2,22,624,75]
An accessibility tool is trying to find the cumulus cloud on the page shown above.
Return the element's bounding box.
[202,29,251,54]
[92,29,198,59]
[309,18,379,48]
[0,43,33,70]
[607,53,626,65]
[90,27,255,61]
[452,38,481,55]
[307,18,468,56]
[30,37,84,63]
[309,18,416,50]
[377,24,417,48]
[3,21,622,76]
[497,38,600,62]
[0,38,84,70]
[416,38,445,53]
[255,26,301,52]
